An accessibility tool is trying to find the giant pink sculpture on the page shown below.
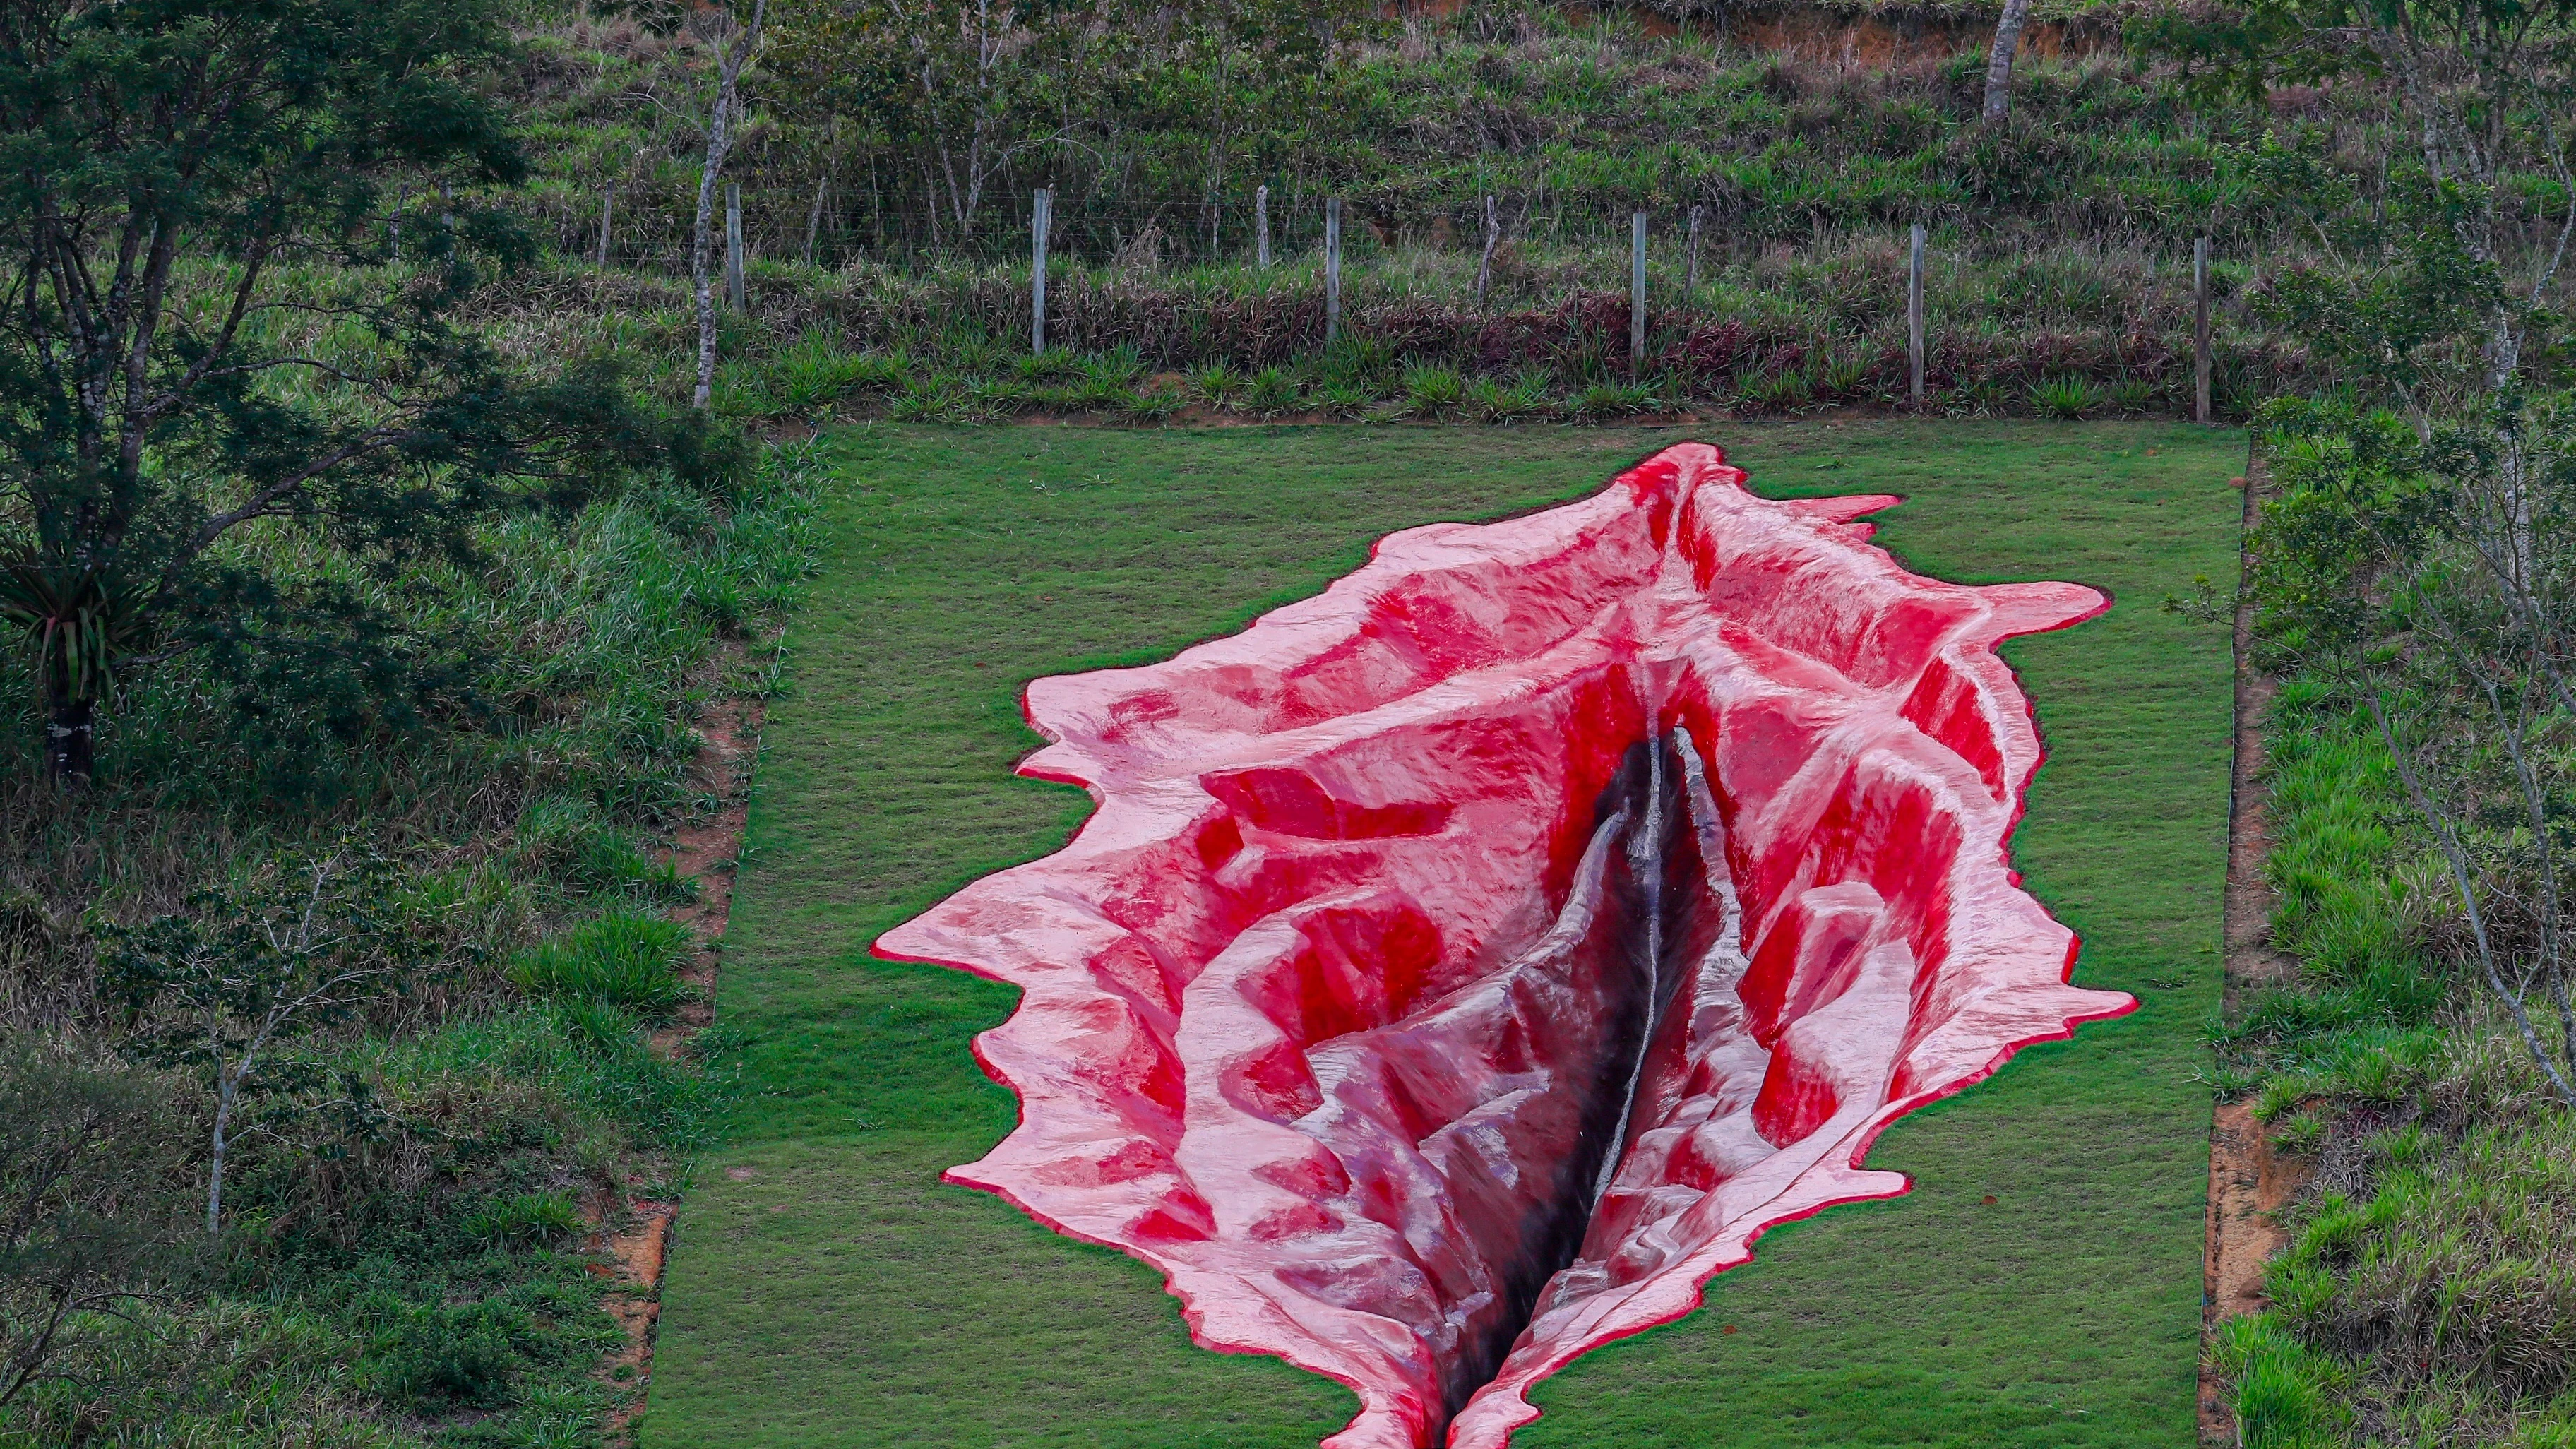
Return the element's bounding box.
[874,442,2131,1448]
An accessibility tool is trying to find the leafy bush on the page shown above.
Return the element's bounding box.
[1400,364,1465,417]
[1244,366,1301,417]
[460,1190,585,1248]
[2031,376,2105,419]
[2106,378,2158,415]
[1740,368,1811,413]
[508,910,693,1021]
[1123,381,1185,422]
[373,1299,547,1408]
[1570,380,1657,419]
[1186,360,1246,405]
[1311,379,1377,419]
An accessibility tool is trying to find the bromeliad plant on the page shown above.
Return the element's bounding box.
[0,563,155,789]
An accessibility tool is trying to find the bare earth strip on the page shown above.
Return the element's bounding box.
[591,668,768,1444]
[2198,462,2310,1445]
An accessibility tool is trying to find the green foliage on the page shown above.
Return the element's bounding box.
[2212,1315,2348,1448]
[460,1191,585,1250]
[1398,364,1465,417]
[2031,376,2106,419]
[0,0,722,787]
[1244,366,1301,417]
[508,910,694,1022]
[0,1042,186,1413]
[1185,361,1246,406]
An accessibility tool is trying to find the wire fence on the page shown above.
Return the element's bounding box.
[493,183,1780,276]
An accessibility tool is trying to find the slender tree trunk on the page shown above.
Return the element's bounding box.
[205,1074,234,1235]
[43,687,93,792]
[1982,0,2033,123]
[692,0,765,410]
[804,170,830,267]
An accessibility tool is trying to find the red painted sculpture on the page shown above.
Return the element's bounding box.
[874,443,2131,1448]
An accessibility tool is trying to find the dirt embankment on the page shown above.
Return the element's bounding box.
[2200,459,2309,1444]
[587,664,767,1443]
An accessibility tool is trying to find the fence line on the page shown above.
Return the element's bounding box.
[390,177,2244,414]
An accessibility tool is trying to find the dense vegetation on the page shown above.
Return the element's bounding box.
[6,0,2576,1444]
[470,3,2456,424]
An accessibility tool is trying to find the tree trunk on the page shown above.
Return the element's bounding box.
[1982,0,2033,123]
[205,1075,234,1235]
[43,688,93,792]
[691,0,764,410]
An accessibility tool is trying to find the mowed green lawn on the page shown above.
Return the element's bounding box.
[643,421,2243,1449]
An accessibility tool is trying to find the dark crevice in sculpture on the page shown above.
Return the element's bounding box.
[1413,729,1720,1419]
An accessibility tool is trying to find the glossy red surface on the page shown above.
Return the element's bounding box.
[873,443,2130,1448]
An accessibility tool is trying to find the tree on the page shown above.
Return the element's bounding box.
[2137,0,2576,393]
[0,0,686,789]
[100,841,443,1234]
[1982,0,2034,122]
[692,0,766,411]
[773,0,1085,250]
[0,1040,181,1410]
[2252,396,2576,1105]
[1152,0,1354,255]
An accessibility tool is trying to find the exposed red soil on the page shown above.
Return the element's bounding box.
[590,666,766,1444]
[2199,460,2310,1445]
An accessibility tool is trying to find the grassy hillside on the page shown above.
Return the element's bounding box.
[643,419,2241,1448]
[450,4,2433,424]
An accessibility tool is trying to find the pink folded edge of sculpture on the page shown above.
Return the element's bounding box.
[872,441,2133,1449]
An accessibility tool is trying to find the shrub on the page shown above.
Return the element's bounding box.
[1400,364,1465,417]
[1570,380,1656,419]
[1067,366,1135,412]
[374,1299,542,1408]
[886,373,967,422]
[1186,360,1246,405]
[508,910,693,1021]
[1244,366,1301,417]
[1810,354,1868,401]
[2106,378,2158,415]
[765,330,875,413]
[461,1190,585,1248]
[1318,335,1395,390]
[1010,349,1083,383]
[1123,381,1185,422]
[1312,379,1377,419]
[849,347,914,394]
[1741,368,1811,413]
[2032,375,2105,419]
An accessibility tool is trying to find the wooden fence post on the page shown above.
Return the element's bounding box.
[1629,210,1647,376]
[1032,186,1051,355]
[1476,194,1498,304]
[596,181,615,268]
[2193,235,2212,424]
[1686,203,1704,293]
[724,182,745,309]
[1325,197,1342,343]
[1256,184,1271,268]
[1908,222,1926,409]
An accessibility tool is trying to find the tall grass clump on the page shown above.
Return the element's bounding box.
[508,908,695,1020]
